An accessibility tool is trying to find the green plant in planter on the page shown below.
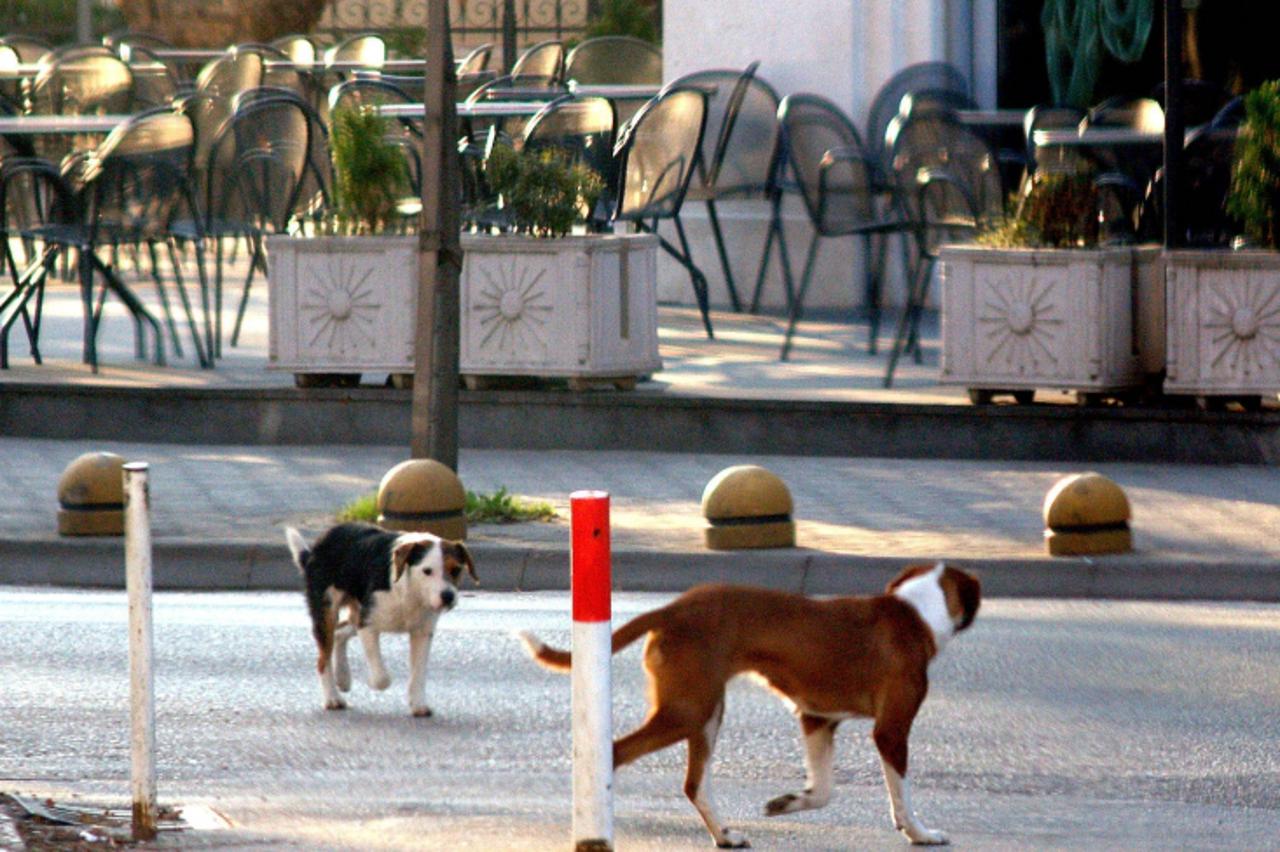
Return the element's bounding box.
[582,0,659,44]
[978,172,1100,248]
[1226,79,1280,249]
[484,144,604,238]
[328,105,412,235]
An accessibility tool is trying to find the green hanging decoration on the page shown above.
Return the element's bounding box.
[1042,0,1154,108]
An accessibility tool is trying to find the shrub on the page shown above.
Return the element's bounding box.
[484,144,604,238]
[582,0,659,44]
[328,105,411,235]
[978,172,1100,248]
[1227,79,1280,249]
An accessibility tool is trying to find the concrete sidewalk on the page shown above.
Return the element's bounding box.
[2,438,1278,601]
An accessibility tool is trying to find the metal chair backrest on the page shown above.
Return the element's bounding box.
[195,46,265,100]
[1023,104,1086,175]
[522,95,617,200]
[30,48,134,115]
[666,63,780,198]
[206,97,313,234]
[272,34,319,66]
[82,108,197,241]
[564,36,661,85]
[1179,96,1244,247]
[121,44,181,109]
[866,61,969,181]
[887,110,1002,256]
[778,93,875,236]
[458,43,494,74]
[897,88,977,121]
[325,33,387,69]
[510,40,564,84]
[613,84,708,222]
[0,34,51,63]
[1084,96,1164,133]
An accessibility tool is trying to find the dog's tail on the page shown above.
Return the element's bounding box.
[516,608,665,672]
[284,527,311,573]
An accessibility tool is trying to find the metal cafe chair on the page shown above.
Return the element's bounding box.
[612,84,713,336]
[564,36,662,85]
[10,109,209,371]
[0,157,74,367]
[457,42,495,75]
[172,96,320,356]
[865,61,969,189]
[766,93,913,360]
[663,63,780,316]
[27,47,135,162]
[883,112,1004,387]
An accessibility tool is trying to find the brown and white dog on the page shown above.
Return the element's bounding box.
[286,522,476,717]
[518,562,980,847]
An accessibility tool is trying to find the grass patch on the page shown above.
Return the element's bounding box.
[336,487,557,525]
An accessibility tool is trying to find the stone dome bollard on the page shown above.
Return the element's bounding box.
[57,452,127,536]
[376,459,467,540]
[1043,472,1132,556]
[701,465,796,550]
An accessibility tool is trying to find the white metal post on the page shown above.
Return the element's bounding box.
[570,490,613,851]
[124,462,157,841]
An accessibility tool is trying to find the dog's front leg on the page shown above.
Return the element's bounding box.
[765,714,837,816]
[358,628,392,691]
[407,624,436,717]
[874,692,947,846]
[332,622,356,692]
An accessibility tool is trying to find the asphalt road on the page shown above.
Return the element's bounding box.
[1,587,1279,850]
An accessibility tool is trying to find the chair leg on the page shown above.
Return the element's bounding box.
[145,241,185,360]
[705,199,742,312]
[646,217,715,339]
[230,233,266,348]
[883,253,933,388]
[779,232,821,361]
[160,239,210,369]
[0,245,56,368]
[169,239,214,368]
[93,253,165,367]
[214,237,226,359]
[864,232,885,355]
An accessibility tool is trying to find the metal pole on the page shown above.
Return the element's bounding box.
[570,490,613,852]
[124,462,156,842]
[503,0,518,73]
[76,0,92,44]
[1163,0,1185,248]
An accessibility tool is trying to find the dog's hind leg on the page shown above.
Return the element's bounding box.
[316,605,346,710]
[332,621,356,693]
[765,714,838,816]
[874,680,946,845]
[684,698,749,849]
[406,624,436,717]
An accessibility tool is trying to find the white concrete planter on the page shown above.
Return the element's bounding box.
[939,244,1145,402]
[266,232,661,388]
[1164,249,1280,403]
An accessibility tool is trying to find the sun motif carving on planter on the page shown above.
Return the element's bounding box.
[298,254,382,355]
[470,256,554,358]
[976,269,1066,374]
[1201,276,1280,377]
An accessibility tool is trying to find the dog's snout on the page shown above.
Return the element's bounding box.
[440,589,456,609]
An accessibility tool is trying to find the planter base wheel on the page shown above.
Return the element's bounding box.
[388,373,413,390]
[1011,389,1035,405]
[967,388,995,405]
[295,373,361,389]
[1238,395,1264,413]
[1196,395,1229,412]
[568,375,640,392]
[1077,392,1107,408]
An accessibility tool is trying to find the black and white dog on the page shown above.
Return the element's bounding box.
[285,522,477,716]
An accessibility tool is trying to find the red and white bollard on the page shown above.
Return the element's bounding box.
[570,490,613,851]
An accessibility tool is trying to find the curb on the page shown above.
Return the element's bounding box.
[2,537,1279,602]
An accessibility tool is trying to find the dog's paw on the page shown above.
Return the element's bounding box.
[368,672,392,691]
[764,793,798,817]
[324,698,348,711]
[898,825,948,846]
[411,704,434,718]
[716,829,750,848]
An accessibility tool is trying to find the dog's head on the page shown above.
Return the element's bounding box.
[887,562,981,634]
[391,533,478,612]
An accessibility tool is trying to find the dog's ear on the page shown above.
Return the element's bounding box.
[444,541,478,585]
[885,563,937,594]
[391,539,429,583]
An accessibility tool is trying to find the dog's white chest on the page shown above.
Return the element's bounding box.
[367,590,434,633]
